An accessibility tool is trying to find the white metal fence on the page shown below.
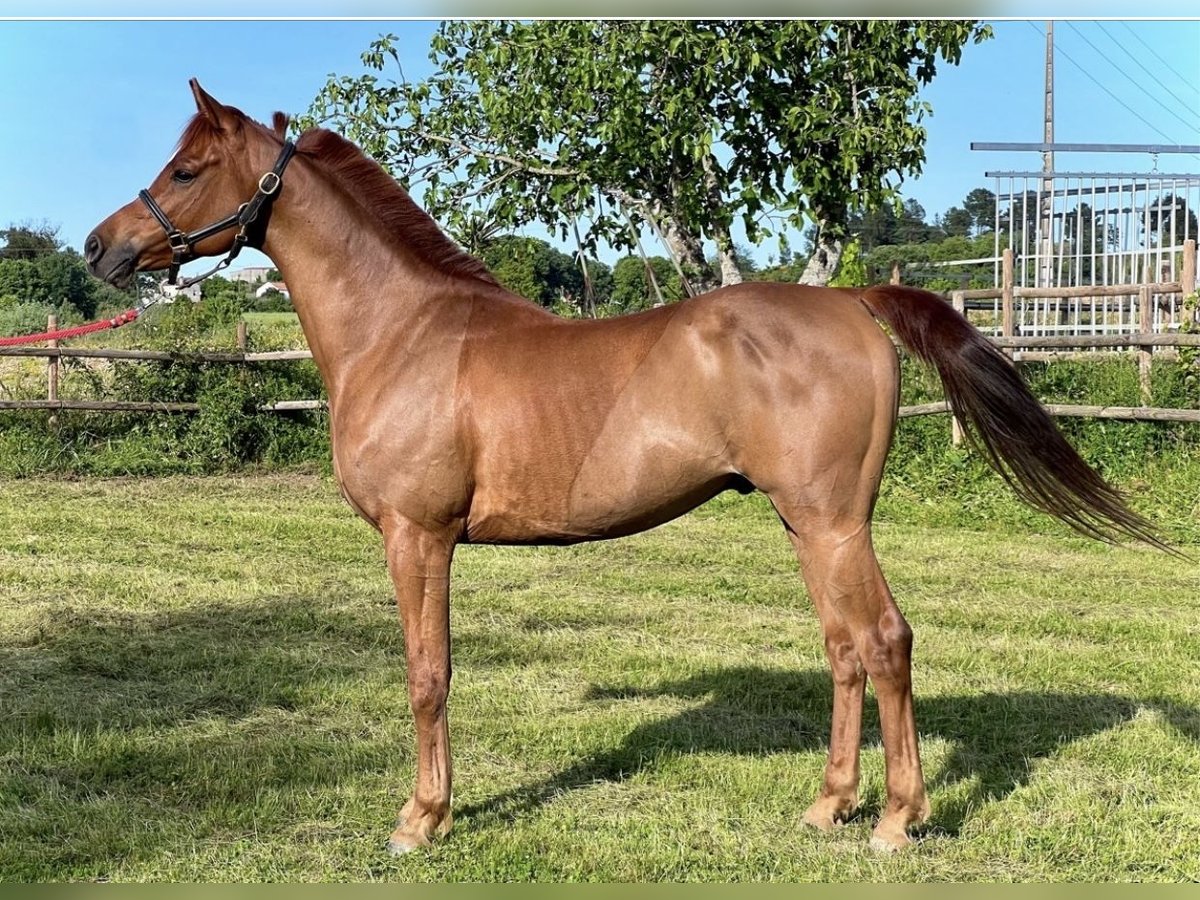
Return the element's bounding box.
[988,170,1200,336]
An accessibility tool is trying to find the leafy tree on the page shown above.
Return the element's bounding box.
[963,187,996,235]
[446,211,506,257]
[609,255,683,312]
[0,259,35,303]
[0,221,137,319]
[30,252,94,313]
[305,20,990,290]
[707,243,758,283]
[896,199,932,244]
[755,249,807,283]
[941,205,973,238]
[1147,194,1198,249]
[480,236,556,305]
[0,245,115,319]
[863,231,1003,291]
[0,222,62,260]
[828,238,868,287]
[582,259,615,309]
[252,288,293,313]
[848,202,901,252]
[478,235,589,308]
[998,189,1040,248]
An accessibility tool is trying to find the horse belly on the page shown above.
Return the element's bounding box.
[464,390,735,545]
[464,460,732,545]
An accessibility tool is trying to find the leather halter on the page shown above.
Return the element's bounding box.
[138,140,296,288]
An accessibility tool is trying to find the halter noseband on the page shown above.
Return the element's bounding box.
[138,140,296,288]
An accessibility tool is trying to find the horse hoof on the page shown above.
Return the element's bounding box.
[386,839,416,856]
[386,809,451,855]
[802,810,837,831]
[386,833,430,856]
[869,830,914,853]
[802,799,857,831]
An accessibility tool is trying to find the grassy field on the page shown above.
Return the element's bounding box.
[1,475,1198,882]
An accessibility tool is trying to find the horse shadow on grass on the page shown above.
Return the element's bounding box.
[458,665,1200,837]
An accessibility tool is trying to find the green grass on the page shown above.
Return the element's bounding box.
[241,312,300,326]
[1,475,1198,882]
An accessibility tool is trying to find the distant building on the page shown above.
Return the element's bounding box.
[228,266,275,285]
[255,281,290,299]
[160,280,203,302]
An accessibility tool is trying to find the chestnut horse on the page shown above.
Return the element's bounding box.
[86,81,1163,854]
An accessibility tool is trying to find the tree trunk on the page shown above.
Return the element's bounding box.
[698,154,743,289]
[660,214,718,294]
[715,240,743,287]
[798,231,844,286]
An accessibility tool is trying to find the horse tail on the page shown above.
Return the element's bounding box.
[859,283,1171,552]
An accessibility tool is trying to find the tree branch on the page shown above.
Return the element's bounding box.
[413,130,579,178]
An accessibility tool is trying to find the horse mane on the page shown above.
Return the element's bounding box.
[174,109,498,288]
[293,126,499,288]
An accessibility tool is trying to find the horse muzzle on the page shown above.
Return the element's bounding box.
[84,231,139,289]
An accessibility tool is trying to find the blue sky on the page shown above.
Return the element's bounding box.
[1,18,1198,277]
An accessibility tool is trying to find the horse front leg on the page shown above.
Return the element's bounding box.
[381,512,457,854]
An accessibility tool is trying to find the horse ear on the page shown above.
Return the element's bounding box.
[190,78,229,130]
[271,111,290,140]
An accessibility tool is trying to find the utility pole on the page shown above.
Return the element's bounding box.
[1039,20,1055,288]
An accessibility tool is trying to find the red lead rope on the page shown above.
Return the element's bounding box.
[0,309,141,347]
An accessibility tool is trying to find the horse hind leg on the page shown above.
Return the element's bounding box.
[795,574,867,832]
[781,511,930,851]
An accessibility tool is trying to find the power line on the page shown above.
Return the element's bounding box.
[1095,22,1200,128]
[1118,20,1197,96]
[1027,21,1188,152]
[1063,21,1199,138]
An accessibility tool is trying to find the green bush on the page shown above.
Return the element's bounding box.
[0,295,329,477]
[251,290,293,313]
[0,301,58,338]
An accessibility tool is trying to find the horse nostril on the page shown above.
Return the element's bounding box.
[84,233,104,267]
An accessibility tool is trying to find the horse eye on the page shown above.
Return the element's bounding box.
[172,169,196,185]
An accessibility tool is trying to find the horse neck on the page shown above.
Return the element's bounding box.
[259,153,473,396]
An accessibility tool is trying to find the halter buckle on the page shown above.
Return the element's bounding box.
[258,171,282,195]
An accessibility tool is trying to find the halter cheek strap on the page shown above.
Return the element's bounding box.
[138,140,296,288]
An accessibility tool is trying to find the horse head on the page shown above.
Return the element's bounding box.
[86,79,291,288]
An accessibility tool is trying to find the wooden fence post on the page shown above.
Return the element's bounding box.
[1001,248,1015,358]
[950,291,966,447]
[236,319,248,351]
[46,314,59,426]
[46,314,58,402]
[1183,239,1197,324]
[1138,284,1153,406]
[890,260,901,286]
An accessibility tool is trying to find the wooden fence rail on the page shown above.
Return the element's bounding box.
[898,400,1200,424]
[0,338,321,414]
